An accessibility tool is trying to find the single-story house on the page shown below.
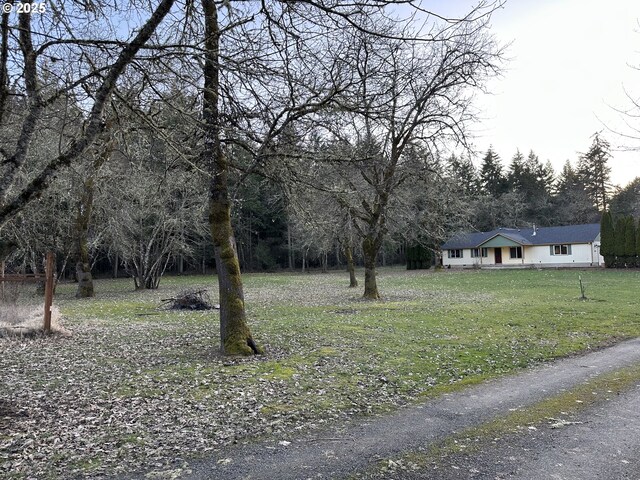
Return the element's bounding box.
[441,223,604,268]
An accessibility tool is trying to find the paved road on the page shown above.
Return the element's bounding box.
[171,338,640,480]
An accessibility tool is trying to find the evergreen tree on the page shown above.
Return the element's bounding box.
[599,210,615,267]
[526,150,553,224]
[636,218,640,267]
[578,133,613,211]
[448,154,479,196]
[233,174,288,271]
[553,161,599,225]
[541,160,556,193]
[505,150,554,225]
[480,146,508,197]
[614,217,628,267]
[554,161,578,196]
[406,244,433,270]
[525,151,554,196]
[624,216,637,266]
[507,150,525,191]
[609,177,640,218]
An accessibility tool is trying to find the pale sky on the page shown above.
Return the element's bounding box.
[444,0,640,188]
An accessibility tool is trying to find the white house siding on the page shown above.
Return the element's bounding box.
[526,243,604,267]
[443,243,605,268]
[482,250,497,266]
[593,242,604,266]
[442,249,493,267]
[500,247,527,266]
[444,249,472,267]
[443,247,529,268]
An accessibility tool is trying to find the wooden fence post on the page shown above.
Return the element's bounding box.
[43,252,55,333]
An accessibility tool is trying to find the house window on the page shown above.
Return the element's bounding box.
[551,244,572,255]
[471,248,488,258]
[448,249,463,258]
[509,246,522,259]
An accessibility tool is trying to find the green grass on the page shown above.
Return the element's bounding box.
[54,268,640,399]
[4,267,640,478]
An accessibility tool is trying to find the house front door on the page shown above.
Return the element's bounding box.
[494,248,502,264]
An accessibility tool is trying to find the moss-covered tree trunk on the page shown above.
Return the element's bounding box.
[203,0,261,356]
[362,236,381,299]
[358,168,390,300]
[74,138,112,298]
[344,241,358,288]
[74,176,95,298]
[353,137,395,300]
[209,197,261,354]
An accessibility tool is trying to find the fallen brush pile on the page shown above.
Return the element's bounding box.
[161,289,218,311]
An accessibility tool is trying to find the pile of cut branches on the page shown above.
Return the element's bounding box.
[161,289,217,311]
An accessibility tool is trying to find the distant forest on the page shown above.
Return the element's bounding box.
[0,1,638,302]
[3,125,637,281]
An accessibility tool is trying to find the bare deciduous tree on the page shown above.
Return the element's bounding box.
[197,1,427,353]
[315,14,502,298]
[0,0,177,226]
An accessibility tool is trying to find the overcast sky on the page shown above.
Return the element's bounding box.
[441,0,640,188]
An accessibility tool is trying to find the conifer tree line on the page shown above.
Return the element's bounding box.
[448,132,624,232]
[599,210,640,268]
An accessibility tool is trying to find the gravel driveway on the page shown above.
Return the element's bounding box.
[141,337,640,480]
[420,384,640,480]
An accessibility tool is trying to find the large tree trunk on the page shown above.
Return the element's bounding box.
[75,262,94,297]
[209,199,261,355]
[362,236,380,299]
[203,0,261,356]
[287,221,294,269]
[74,177,95,298]
[112,252,119,278]
[74,133,113,298]
[344,242,358,288]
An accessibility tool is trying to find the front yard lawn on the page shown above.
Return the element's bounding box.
[2,268,639,478]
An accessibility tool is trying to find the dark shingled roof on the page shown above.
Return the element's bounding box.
[441,223,600,250]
